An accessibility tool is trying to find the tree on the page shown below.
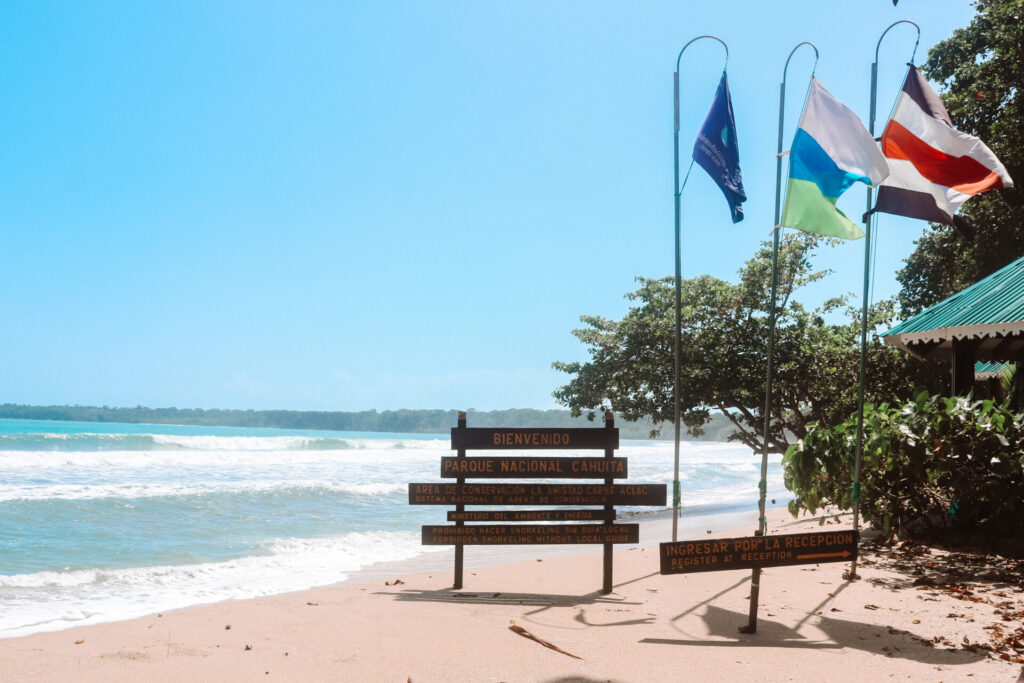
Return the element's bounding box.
[897,0,1023,315]
[553,234,942,453]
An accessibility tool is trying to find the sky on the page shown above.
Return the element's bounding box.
[0,1,979,412]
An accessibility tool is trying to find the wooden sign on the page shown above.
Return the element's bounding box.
[440,456,627,479]
[659,530,859,575]
[409,411,661,594]
[409,483,666,507]
[451,427,618,451]
[447,509,616,522]
[423,524,639,545]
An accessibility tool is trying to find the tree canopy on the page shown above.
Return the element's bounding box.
[897,0,1023,315]
[553,235,943,453]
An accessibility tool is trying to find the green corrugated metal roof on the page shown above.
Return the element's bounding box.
[975,360,1013,378]
[884,255,1024,346]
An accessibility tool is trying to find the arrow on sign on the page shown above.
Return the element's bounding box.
[796,550,852,561]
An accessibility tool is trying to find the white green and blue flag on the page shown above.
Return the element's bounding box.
[781,78,889,239]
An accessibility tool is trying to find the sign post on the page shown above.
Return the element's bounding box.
[409,411,666,593]
[660,529,858,633]
[603,410,615,594]
[454,411,466,589]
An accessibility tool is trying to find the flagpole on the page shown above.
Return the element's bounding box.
[742,41,818,635]
[850,20,920,581]
[672,35,728,542]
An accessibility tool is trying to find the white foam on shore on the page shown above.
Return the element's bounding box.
[0,447,443,468]
[0,531,442,639]
[0,436,792,639]
[0,480,409,502]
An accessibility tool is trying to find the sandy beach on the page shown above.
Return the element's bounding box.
[1,507,1020,682]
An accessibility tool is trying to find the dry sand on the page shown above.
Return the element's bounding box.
[1,507,1021,682]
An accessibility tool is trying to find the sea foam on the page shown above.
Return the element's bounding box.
[0,530,437,638]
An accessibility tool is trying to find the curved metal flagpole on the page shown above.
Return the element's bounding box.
[850,20,920,581]
[743,42,818,634]
[672,35,729,542]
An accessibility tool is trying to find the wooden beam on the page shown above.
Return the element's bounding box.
[951,339,976,396]
[988,334,1024,362]
[909,340,946,361]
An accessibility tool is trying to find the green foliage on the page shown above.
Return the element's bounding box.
[553,234,943,452]
[784,393,1024,538]
[999,362,1016,395]
[897,0,1024,316]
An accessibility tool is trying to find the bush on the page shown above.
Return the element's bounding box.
[783,392,1024,539]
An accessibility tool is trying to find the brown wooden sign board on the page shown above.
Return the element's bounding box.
[409,483,666,507]
[447,509,616,522]
[451,427,618,451]
[423,524,639,545]
[440,456,627,479]
[659,530,859,575]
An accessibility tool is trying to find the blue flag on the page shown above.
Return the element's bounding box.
[692,72,745,223]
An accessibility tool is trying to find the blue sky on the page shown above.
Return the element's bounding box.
[0,1,977,411]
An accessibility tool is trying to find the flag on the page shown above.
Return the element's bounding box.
[780,78,889,240]
[874,65,1014,238]
[692,72,745,223]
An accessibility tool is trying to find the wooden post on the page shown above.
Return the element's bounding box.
[602,410,615,594]
[453,410,466,589]
[951,339,975,396]
[1014,348,1024,412]
[742,531,763,633]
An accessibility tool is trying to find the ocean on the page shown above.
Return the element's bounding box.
[0,418,786,638]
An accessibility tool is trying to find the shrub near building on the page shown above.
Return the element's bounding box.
[784,392,1024,539]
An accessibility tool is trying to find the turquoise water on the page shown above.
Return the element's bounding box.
[0,418,785,638]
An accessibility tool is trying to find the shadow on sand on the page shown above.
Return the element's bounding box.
[379,569,663,610]
[378,587,641,609]
[641,604,987,666]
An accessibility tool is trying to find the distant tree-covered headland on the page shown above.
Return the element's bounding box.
[0,403,737,441]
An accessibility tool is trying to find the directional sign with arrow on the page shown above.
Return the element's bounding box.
[660,529,859,575]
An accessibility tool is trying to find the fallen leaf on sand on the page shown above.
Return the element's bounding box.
[864,604,880,610]
[244,645,252,651]
[508,620,581,660]
[306,602,318,606]
[225,625,231,630]
[385,579,405,586]
[74,639,84,645]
